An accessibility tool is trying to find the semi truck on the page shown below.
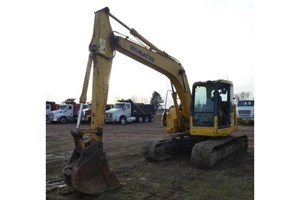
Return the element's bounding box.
[46,101,59,121]
[105,99,155,124]
[48,99,81,124]
[81,104,114,122]
[236,100,254,124]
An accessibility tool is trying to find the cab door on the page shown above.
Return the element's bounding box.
[65,105,74,117]
[124,103,131,119]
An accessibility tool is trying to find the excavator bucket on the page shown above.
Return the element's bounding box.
[63,140,120,194]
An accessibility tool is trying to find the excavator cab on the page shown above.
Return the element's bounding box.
[190,80,237,136]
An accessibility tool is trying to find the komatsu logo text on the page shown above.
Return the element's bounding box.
[130,45,154,62]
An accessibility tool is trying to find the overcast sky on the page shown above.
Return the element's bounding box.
[39,0,254,104]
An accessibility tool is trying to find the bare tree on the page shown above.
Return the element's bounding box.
[138,96,149,104]
[235,91,253,101]
[131,95,139,103]
[112,96,122,103]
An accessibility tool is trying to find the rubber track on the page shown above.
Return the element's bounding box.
[142,134,195,161]
[191,134,248,169]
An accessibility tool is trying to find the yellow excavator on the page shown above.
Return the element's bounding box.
[63,7,248,194]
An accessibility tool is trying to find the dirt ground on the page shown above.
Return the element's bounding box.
[46,115,254,200]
